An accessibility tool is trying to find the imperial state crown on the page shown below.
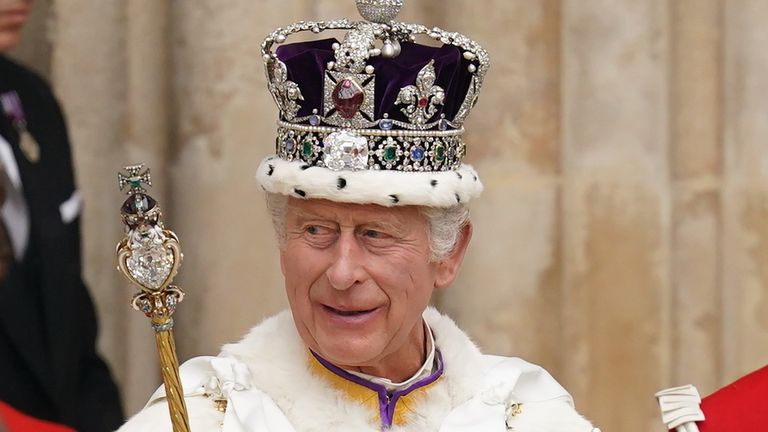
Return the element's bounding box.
[256,0,489,207]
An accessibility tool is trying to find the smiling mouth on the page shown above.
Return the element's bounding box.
[323,305,377,317]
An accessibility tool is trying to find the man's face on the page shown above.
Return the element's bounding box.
[281,198,439,369]
[0,0,31,53]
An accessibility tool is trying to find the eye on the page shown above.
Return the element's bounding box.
[305,224,334,236]
[306,225,320,235]
[362,229,383,239]
[359,228,396,246]
[299,224,337,248]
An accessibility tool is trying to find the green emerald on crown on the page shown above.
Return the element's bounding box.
[383,144,397,162]
[302,140,314,158]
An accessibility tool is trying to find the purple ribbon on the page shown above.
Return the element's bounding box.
[0,91,27,130]
[311,349,445,429]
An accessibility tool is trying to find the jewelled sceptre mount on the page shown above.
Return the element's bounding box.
[116,164,190,432]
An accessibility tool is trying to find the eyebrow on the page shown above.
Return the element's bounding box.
[288,208,335,223]
[288,207,410,236]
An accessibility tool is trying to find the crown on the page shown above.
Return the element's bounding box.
[256,0,488,207]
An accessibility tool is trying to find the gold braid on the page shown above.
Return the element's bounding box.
[155,329,190,432]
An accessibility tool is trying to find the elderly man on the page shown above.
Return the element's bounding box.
[119,2,598,431]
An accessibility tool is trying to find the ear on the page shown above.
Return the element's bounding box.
[434,222,473,290]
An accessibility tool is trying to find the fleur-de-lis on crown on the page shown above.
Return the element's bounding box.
[396,60,445,127]
[267,60,304,120]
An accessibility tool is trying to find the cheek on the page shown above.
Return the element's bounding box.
[282,245,329,297]
[369,253,436,306]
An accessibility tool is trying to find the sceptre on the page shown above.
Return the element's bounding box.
[116,164,190,432]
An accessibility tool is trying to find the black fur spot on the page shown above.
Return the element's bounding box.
[389,194,399,204]
[267,164,275,176]
[456,172,463,180]
[455,193,461,203]
[430,179,438,187]
[300,164,310,171]
[473,175,478,181]
[294,188,306,197]
[337,177,347,189]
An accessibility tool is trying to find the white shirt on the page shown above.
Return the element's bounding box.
[0,134,29,260]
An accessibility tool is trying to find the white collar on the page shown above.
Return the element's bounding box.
[0,134,29,260]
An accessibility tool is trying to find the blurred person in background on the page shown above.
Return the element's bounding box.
[0,401,76,432]
[0,0,123,430]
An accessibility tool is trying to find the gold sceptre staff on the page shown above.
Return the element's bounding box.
[115,164,191,432]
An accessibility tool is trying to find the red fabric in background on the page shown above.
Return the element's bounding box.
[698,365,768,432]
[0,401,75,432]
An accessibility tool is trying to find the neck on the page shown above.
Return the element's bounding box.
[345,319,428,383]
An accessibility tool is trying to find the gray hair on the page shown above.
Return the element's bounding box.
[265,192,469,261]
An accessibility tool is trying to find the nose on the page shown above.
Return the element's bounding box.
[325,231,366,291]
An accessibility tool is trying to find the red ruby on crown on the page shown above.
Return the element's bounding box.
[332,79,365,119]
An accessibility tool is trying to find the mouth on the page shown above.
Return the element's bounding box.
[322,304,379,318]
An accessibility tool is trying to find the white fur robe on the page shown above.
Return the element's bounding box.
[117,308,597,432]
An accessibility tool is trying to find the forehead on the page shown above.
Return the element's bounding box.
[286,198,424,226]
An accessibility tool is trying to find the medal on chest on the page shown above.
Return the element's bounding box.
[18,131,41,163]
[0,91,41,163]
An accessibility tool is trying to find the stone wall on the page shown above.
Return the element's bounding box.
[11,1,768,430]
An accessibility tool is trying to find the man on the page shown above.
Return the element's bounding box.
[0,0,124,430]
[119,1,598,431]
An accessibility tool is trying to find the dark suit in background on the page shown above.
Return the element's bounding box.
[0,55,123,432]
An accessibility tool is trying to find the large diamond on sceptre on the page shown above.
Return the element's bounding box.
[116,164,191,432]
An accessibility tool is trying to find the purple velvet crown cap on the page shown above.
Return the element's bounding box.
[275,38,474,126]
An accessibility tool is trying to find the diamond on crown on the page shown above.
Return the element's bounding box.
[323,131,369,171]
[355,0,403,23]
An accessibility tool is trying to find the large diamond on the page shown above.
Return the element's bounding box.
[332,79,365,119]
[126,226,174,290]
[323,131,369,171]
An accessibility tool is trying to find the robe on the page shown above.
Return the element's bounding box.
[118,307,598,432]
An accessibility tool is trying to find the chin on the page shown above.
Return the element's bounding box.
[316,336,383,367]
[0,35,20,52]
